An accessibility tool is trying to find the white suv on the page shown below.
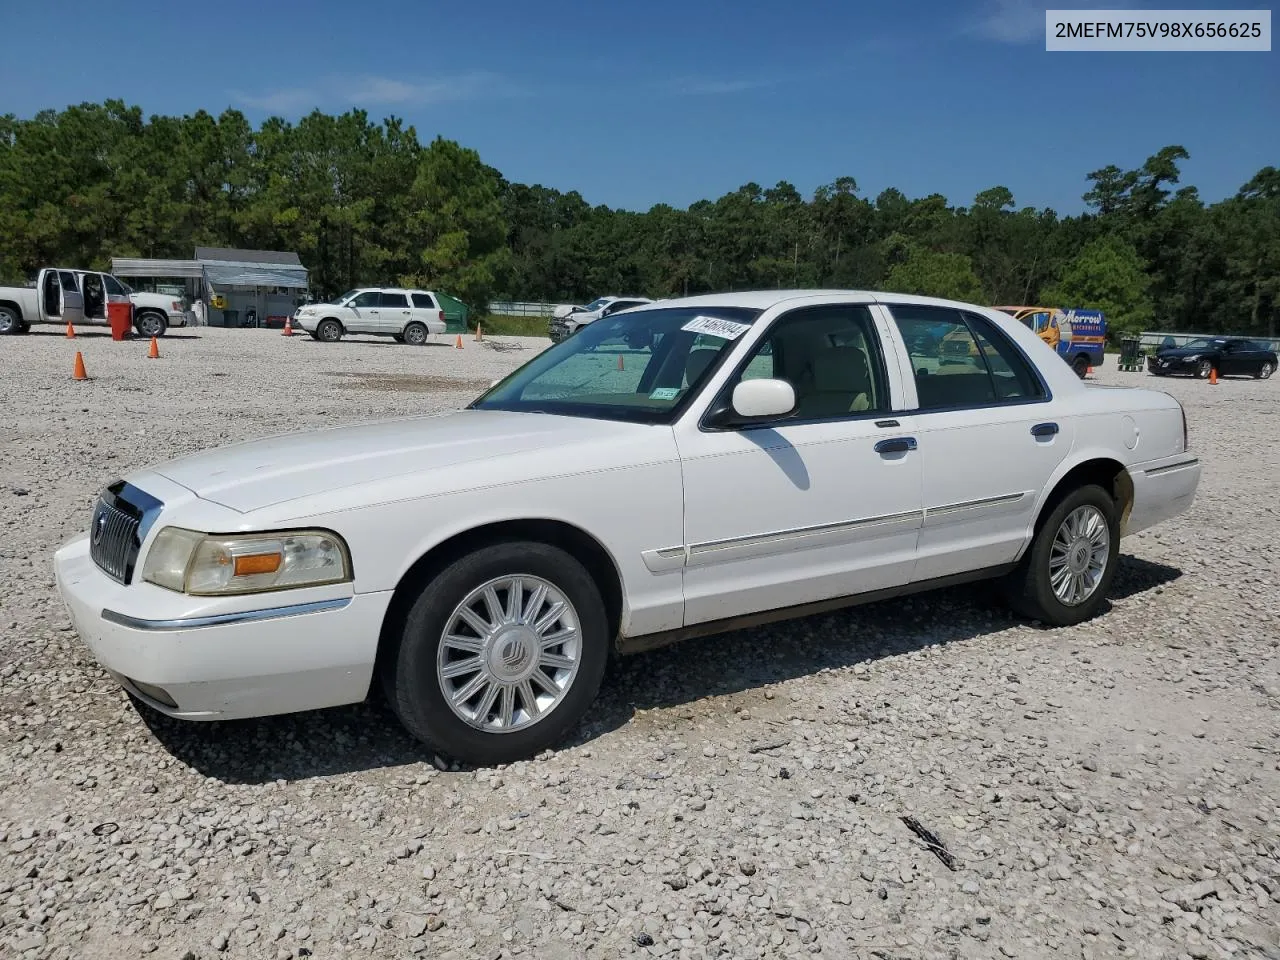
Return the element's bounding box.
[293,288,448,344]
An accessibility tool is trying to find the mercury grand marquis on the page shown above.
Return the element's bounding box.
[55,291,1202,765]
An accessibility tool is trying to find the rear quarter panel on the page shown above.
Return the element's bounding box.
[0,286,40,320]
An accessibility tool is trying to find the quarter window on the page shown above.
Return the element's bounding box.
[411,293,437,308]
[886,304,1044,410]
[725,304,889,420]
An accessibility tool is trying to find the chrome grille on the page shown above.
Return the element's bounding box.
[88,482,162,584]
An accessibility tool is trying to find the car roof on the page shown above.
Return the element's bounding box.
[632,290,1000,313]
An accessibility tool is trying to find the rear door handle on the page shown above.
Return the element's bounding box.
[1031,422,1059,438]
[875,437,918,455]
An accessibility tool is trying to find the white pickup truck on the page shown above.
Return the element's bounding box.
[0,267,192,337]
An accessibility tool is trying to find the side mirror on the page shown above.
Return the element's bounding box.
[708,378,796,428]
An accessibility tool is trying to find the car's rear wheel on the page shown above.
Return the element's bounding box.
[1001,484,1119,627]
[317,319,343,342]
[1196,359,1213,379]
[0,306,23,334]
[1071,355,1090,378]
[1256,361,1275,380]
[402,322,428,346]
[382,541,609,766]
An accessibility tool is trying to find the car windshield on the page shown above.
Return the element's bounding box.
[582,297,613,312]
[471,305,763,424]
[335,289,360,305]
[1180,338,1221,350]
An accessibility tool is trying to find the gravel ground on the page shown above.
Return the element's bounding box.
[2,326,1278,960]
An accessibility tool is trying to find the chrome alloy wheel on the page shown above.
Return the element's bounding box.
[436,575,581,733]
[1049,505,1110,606]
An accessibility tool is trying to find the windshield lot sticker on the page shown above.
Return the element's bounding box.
[649,387,680,401]
[681,315,750,340]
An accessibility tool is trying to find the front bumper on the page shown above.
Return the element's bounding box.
[54,534,390,720]
[293,313,320,332]
[548,319,571,342]
[1147,355,1197,375]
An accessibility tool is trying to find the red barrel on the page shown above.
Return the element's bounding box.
[107,299,133,341]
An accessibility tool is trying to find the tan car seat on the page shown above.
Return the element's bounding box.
[796,346,874,418]
[684,348,719,387]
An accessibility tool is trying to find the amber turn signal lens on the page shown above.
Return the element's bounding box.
[233,552,283,577]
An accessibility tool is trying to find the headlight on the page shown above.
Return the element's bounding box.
[299,308,316,317]
[142,527,352,596]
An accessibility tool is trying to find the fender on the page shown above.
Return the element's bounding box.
[385,504,642,632]
[1013,443,1134,562]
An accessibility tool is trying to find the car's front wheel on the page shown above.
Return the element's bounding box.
[402,322,428,346]
[1196,359,1213,379]
[1002,484,1120,627]
[1256,361,1275,380]
[135,310,168,338]
[382,541,610,766]
[316,319,343,342]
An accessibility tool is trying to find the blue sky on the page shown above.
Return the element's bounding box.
[2,0,1275,213]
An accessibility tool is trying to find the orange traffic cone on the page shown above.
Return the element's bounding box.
[474,324,483,342]
[1086,364,1093,378]
[66,320,76,338]
[454,334,464,349]
[282,316,293,336]
[616,354,625,371]
[147,336,159,359]
[1209,365,1218,385]
[72,351,87,381]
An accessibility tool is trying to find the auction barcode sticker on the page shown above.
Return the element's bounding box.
[681,315,751,340]
[1046,9,1271,50]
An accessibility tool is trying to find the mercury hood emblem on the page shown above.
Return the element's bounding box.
[92,509,107,545]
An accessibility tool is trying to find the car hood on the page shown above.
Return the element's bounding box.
[1156,347,1217,359]
[150,409,660,513]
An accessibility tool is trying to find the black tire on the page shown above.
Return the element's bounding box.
[402,322,428,346]
[1195,359,1213,379]
[134,311,168,338]
[1256,361,1275,380]
[0,305,23,335]
[381,541,610,766]
[1001,484,1120,628]
[1071,355,1090,379]
[316,319,343,343]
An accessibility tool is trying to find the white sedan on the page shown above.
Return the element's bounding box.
[54,291,1201,765]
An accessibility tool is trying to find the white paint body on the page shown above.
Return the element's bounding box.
[0,268,191,331]
[0,268,86,330]
[54,291,1202,722]
[292,288,447,339]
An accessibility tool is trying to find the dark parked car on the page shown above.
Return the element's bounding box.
[1148,336,1277,380]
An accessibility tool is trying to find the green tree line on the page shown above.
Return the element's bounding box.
[1,101,1276,336]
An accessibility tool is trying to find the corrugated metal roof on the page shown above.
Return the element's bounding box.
[111,258,204,278]
[194,247,303,266]
[203,263,309,289]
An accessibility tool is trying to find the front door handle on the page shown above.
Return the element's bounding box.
[1031,422,1059,438]
[875,437,918,455]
